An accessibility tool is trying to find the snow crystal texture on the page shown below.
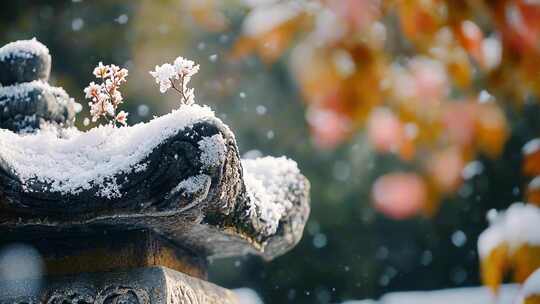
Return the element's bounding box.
[0,104,220,197]
[478,203,540,258]
[0,80,71,105]
[242,156,304,235]
[0,38,49,61]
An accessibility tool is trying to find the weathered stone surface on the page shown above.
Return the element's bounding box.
[0,116,310,261]
[0,39,76,132]
[0,266,238,304]
[0,39,51,86]
[0,81,77,132]
[0,39,310,265]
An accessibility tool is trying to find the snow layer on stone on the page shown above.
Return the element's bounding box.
[521,269,540,300]
[523,138,540,155]
[242,2,304,37]
[478,203,540,258]
[198,134,227,168]
[376,284,519,304]
[172,174,211,195]
[242,156,303,235]
[0,38,49,61]
[233,288,264,304]
[0,104,223,197]
[0,80,71,106]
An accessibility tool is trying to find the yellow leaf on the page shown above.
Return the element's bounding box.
[512,245,540,283]
[525,295,540,304]
[480,243,509,293]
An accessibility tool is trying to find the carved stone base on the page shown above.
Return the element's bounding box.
[0,266,238,304]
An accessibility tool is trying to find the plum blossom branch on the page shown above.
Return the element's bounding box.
[83,62,129,127]
[149,56,200,105]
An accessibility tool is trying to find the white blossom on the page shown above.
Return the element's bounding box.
[149,56,200,105]
[149,63,176,93]
[115,68,128,83]
[173,56,200,78]
[93,62,110,78]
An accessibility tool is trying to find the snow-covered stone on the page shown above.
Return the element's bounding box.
[0,104,222,197]
[233,288,264,304]
[0,38,49,61]
[0,102,310,260]
[0,80,76,132]
[350,285,519,304]
[379,284,519,304]
[0,38,51,85]
[243,156,304,235]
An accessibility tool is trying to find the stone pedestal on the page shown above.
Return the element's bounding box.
[0,267,238,304]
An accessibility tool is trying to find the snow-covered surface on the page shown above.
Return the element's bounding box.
[0,80,70,105]
[529,176,540,190]
[233,288,264,304]
[0,104,223,197]
[242,156,303,235]
[198,134,227,168]
[478,203,540,258]
[520,269,540,301]
[0,99,305,233]
[377,284,519,304]
[523,138,540,155]
[172,174,211,195]
[0,38,49,61]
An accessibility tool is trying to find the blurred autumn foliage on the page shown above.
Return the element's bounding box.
[192,0,540,221]
[190,2,540,294]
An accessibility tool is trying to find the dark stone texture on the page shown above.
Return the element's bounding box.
[0,82,76,132]
[0,266,238,304]
[0,117,310,261]
[0,39,309,266]
[0,39,76,133]
[0,49,51,86]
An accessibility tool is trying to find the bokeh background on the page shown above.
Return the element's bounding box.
[2,1,540,303]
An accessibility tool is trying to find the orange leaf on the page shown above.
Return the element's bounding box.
[480,243,509,293]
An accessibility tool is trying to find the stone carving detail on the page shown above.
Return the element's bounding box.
[4,299,40,304]
[39,286,149,304]
[45,288,95,304]
[95,286,150,304]
[167,280,236,304]
[0,267,238,304]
